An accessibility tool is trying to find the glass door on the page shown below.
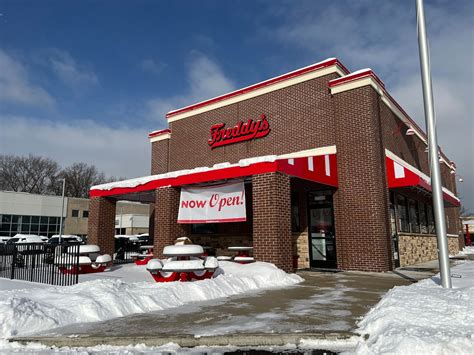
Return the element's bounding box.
[308,191,337,269]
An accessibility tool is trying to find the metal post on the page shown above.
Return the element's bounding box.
[119,206,123,234]
[58,178,66,246]
[416,0,451,288]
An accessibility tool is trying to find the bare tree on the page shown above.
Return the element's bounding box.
[0,154,60,194]
[54,162,113,198]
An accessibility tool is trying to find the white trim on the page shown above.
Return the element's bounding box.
[168,66,346,122]
[279,145,337,159]
[307,157,314,171]
[385,149,459,202]
[447,234,460,237]
[330,73,452,168]
[330,76,384,96]
[149,133,171,143]
[288,158,294,165]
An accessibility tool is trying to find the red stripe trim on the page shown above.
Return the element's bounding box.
[148,129,171,138]
[385,156,460,207]
[328,69,385,88]
[90,162,278,198]
[166,58,349,119]
[90,153,340,198]
[178,218,247,224]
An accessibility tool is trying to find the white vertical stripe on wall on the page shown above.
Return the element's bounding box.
[325,155,331,176]
[394,161,405,179]
[288,158,294,165]
[308,157,314,171]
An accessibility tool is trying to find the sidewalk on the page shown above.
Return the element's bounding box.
[24,270,412,346]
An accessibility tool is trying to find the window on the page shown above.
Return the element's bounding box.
[408,199,420,233]
[419,202,428,234]
[427,205,435,234]
[82,210,89,218]
[72,209,79,217]
[396,195,409,232]
[291,191,300,232]
[191,224,218,234]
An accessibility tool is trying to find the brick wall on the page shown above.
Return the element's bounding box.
[332,86,392,272]
[87,197,116,256]
[252,172,292,272]
[166,74,339,171]
[153,187,190,257]
[398,234,460,266]
[151,139,170,175]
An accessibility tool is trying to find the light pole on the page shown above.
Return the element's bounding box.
[58,178,66,245]
[416,0,451,288]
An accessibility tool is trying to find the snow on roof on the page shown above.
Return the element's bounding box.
[91,147,336,192]
[91,155,279,191]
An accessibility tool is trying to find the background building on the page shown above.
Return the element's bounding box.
[0,191,149,238]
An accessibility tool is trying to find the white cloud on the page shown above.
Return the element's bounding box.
[48,49,99,89]
[0,116,150,179]
[0,49,55,107]
[263,0,474,210]
[146,53,235,121]
[140,58,166,75]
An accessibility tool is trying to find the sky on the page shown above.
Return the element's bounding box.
[0,0,472,210]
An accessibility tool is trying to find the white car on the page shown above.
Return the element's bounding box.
[48,235,83,245]
[0,236,11,244]
[8,234,45,244]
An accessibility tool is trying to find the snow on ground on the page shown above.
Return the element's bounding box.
[0,261,302,341]
[350,260,474,354]
[456,245,474,257]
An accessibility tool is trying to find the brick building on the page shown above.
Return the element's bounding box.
[88,58,462,272]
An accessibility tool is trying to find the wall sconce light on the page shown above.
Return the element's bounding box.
[406,127,416,136]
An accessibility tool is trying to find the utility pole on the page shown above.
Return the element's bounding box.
[416,0,451,288]
[58,178,66,245]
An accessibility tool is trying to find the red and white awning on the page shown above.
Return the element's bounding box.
[90,146,338,198]
[385,150,460,207]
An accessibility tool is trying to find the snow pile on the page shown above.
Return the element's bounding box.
[457,246,474,256]
[352,261,474,354]
[0,261,302,339]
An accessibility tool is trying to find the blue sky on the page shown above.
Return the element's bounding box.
[0,0,473,209]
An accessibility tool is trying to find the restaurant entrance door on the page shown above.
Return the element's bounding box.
[308,191,337,269]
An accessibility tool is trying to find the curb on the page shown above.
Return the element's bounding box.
[11,332,355,348]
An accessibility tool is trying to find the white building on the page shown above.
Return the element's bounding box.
[0,191,149,238]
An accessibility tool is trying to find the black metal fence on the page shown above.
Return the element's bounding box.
[114,238,141,264]
[0,242,80,286]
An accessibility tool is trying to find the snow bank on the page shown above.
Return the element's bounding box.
[352,261,474,354]
[0,261,302,339]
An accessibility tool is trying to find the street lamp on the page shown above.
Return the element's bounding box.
[58,178,66,245]
[417,0,451,288]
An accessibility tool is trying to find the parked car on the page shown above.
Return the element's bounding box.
[47,235,83,245]
[0,236,11,244]
[7,234,45,244]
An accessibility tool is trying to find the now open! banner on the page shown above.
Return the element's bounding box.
[177,181,246,223]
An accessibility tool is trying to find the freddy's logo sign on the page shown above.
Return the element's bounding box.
[208,114,270,149]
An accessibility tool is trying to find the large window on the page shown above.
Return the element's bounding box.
[427,205,435,234]
[419,202,428,234]
[408,199,420,233]
[396,195,409,232]
[191,224,218,234]
[0,214,61,237]
[291,191,300,233]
